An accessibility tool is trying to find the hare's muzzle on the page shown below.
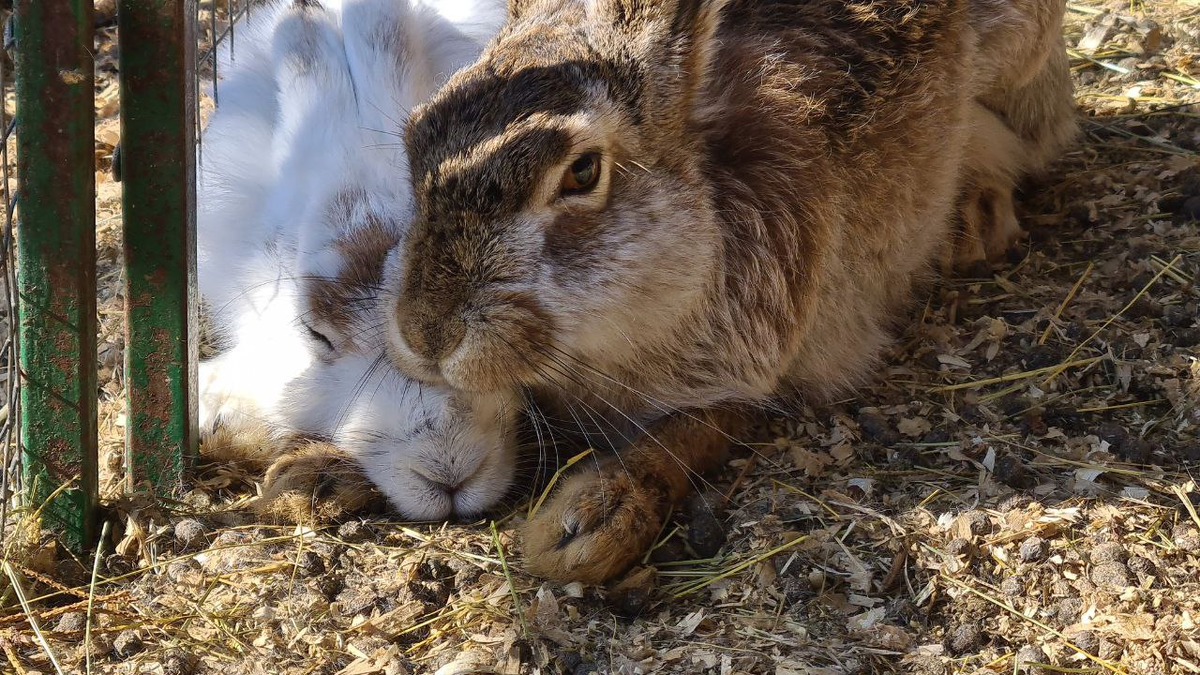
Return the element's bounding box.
[392,279,553,394]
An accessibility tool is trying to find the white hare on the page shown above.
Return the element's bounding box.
[196,0,516,520]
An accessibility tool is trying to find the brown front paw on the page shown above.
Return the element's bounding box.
[253,443,385,523]
[521,461,669,584]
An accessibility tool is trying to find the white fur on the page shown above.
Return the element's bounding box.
[197,0,514,520]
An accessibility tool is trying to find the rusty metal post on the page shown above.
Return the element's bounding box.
[117,0,198,495]
[13,0,99,550]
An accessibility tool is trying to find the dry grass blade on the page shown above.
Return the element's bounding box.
[2,640,29,675]
[85,520,110,675]
[1174,483,1200,533]
[1022,664,1107,673]
[527,448,592,519]
[1076,399,1165,412]
[1163,71,1200,88]
[1149,254,1193,285]
[1066,3,1105,15]
[2,562,64,675]
[642,523,683,565]
[929,356,1103,392]
[3,478,76,563]
[671,535,807,598]
[1039,261,1094,345]
[772,480,842,521]
[398,526,501,565]
[1067,48,1131,75]
[490,521,528,637]
[1041,254,1181,386]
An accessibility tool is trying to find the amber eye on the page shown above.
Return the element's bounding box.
[560,153,601,195]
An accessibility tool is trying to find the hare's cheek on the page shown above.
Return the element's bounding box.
[543,209,607,278]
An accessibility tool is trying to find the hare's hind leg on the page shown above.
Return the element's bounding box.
[979,43,1078,173]
[952,42,1076,269]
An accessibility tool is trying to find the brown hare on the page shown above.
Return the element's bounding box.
[384,0,1077,583]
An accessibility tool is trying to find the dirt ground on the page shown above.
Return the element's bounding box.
[2,0,1200,673]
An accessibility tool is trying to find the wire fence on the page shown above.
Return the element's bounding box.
[1,6,21,554]
[0,0,250,555]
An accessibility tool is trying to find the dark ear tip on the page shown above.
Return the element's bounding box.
[673,0,732,28]
[506,0,532,20]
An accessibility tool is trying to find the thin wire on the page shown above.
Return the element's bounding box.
[194,0,203,168]
[197,0,249,168]
[209,0,218,106]
[228,0,236,62]
[0,11,20,547]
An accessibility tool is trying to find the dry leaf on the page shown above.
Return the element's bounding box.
[898,417,932,438]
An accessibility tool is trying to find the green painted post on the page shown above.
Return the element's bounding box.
[117,0,199,496]
[13,0,99,550]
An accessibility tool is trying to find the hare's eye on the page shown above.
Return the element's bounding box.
[560,153,601,195]
[300,319,335,352]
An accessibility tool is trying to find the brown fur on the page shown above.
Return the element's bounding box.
[391,0,1076,582]
[954,28,1078,267]
[200,428,383,523]
[200,423,281,469]
[523,409,747,583]
[255,442,385,523]
[307,189,401,341]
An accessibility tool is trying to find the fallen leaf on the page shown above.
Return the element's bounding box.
[898,417,932,438]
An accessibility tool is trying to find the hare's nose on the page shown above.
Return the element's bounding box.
[425,477,463,496]
[397,311,466,364]
[412,460,476,497]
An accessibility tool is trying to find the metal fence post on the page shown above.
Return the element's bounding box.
[13,0,99,551]
[117,0,199,496]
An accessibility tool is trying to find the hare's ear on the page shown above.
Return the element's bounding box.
[507,0,541,21]
[670,0,730,74]
[601,0,731,92]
